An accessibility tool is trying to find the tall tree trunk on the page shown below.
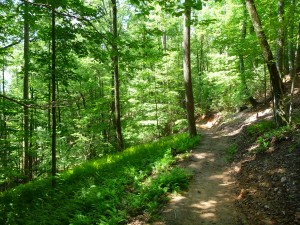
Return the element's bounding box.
[276,0,285,78]
[56,82,61,127]
[183,0,197,136]
[239,1,248,93]
[245,0,287,126]
[1,56,7,168]
[48,80,51,131]
[288,0,295,78]
[288,0,296,123]
[47,42,51,132]
[29,88,34,180]
[23,0,30,181]
[295,21,300,73]
[51,5,57,187]
[111,0,124,150]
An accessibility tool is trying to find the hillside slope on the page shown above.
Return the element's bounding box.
[153,77,300,225]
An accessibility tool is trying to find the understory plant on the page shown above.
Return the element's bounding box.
[225,143,238,162]
[246,120,295,153]
[0,133,199,225]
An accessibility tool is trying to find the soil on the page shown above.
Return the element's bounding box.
[150,105,300,225]
[153,128,245,225]
[231,114,300,225]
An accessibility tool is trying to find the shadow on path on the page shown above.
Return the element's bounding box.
[154,130,246,225]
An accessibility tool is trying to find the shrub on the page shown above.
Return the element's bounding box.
[246,120,276,136]
[225,144,238,162]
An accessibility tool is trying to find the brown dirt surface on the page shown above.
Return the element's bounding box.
[231,119,300,224]
[153,128,246,225]
[151,107,300,225]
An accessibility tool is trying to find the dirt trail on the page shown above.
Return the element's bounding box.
[154,128,246,225]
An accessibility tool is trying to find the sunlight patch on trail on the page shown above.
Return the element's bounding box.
[194,152,215,160]
[197,200,217,210]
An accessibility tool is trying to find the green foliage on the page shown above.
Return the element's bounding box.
[153,168,191,193]
[225,143,238,162]
[172,134,200,154]
[288,138,300,153]
[247,120,293,153]
[255,136,270,153]
[246,120,277,136]
[0,132,199,224]
[1,0,299,220]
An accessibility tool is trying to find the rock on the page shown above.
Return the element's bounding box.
[281,177,287,183]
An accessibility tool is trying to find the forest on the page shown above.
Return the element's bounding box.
[0,0,300,224]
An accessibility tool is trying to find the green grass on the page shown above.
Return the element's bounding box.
[0,133,200,225]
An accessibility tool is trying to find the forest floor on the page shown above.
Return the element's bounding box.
[128,77,300,225]
[149,104,300,225]
[148,114,248,225]
[152,125,245,225]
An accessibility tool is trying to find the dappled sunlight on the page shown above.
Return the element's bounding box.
[207,108,274,137]
[200,212,216,220]
[198,121,217,129]
[272,168,286,174]
[209,171,232,183]
[209,174,225,180]
[194,152,215,160]
[159,129,241,225]
[169,195,186,204]
[197,200,217,210]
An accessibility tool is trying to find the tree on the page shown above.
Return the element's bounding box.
[23,0,30,181]
[183,0,197,136]
[276,0,285,78]
[287,0,295,78]
[296,21,300,73]
[287,0,297,123]
[51,3,57,187]
[111,0,124,150]
[245,0,287,126]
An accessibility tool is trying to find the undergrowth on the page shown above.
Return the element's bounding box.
[0,133,199,225]
[246,119,296,153]
[225,144,238,162]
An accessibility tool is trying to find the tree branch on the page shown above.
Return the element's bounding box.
[0,94,50,109]
[24,0,109,43]
[0,40,22,50]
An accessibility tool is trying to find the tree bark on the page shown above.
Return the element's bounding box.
[51,5,57,187]
[288,0,296,123]
[239,1,248,93]
[276,0,285,78]
[295,21,300,73]
[29,88,34,180]
[111,0,124,150]
[288,0,295,78]
[1,56,8,168]
[23,0,30,181]
[183,0,197,136]
[245,0,287,126]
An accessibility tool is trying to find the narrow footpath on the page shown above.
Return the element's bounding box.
[154,128,246,225]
